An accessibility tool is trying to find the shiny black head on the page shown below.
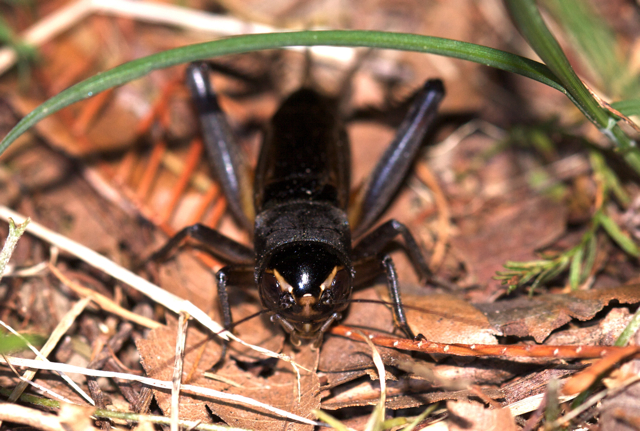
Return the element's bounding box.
[259,242,352,342]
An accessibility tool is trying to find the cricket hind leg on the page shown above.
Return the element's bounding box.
[349,79,445,237]
[185,62,255,231]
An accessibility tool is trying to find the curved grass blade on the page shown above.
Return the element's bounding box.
[541,0,633,97]
[0,30,564,156]
[597,212,640,257]
[504,0,640,174]
[568,245,583,290]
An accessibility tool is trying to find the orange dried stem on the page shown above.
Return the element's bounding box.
[189,183,220,226]
[330,325,637,360]
[136,140,167,201]
[160,138,204,224]
[206,195,227,229]
[415,162,450,271]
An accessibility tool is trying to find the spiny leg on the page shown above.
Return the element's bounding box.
[216,264,255,332]
[352,218,458,291]
[352,255,414,339]
[350,80,444,237]
[352,219,430,279]
[216,264,254,363]
[148,223,253,265]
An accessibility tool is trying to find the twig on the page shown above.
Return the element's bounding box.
[561,345,639,396]
[0,218,29,281]
[329,325,639,359]
[171,312,189,431]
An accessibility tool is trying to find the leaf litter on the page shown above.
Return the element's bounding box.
[1,0,640,430]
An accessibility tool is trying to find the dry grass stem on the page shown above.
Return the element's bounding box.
[1,300,94,405]
[356,329,387,431]
[48,264,161,330]
[0,402,67,431]
[0,356,323,426]
[0,218,29,281]
[170,312,189,431]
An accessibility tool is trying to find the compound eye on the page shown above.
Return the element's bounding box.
[319,267,351,305]
[279,293,295,309]
[261,268,297,312]
[319,288,333,305]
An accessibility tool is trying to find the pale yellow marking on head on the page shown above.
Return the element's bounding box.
[319,266,339,293]
[273,269,293,294]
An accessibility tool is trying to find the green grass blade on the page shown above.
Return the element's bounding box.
[402,404,439,431]
[505,0,605,123]
[505,0,640,174]
[313,410,349,431]
[0,334,42,355]
[541,0,633,96]
[615,306,640,347]
[569,246,584,290]
[581,233,597,282]
[0,30,565,156]
[598,212,640,257]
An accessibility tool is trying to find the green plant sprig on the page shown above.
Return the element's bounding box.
[496,151,638,293]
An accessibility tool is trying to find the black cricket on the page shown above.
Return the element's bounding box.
[152,62,444,347]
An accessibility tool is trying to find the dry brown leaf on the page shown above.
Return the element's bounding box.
[389,290,500,345]
[545,307,633,347]
[478,284,640,342]
[136,318,224,422]
[206,344,320,431]
[138,316,319,429]
[322,376,503,410]
[451,196,567,289]
[225,289,286,362]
